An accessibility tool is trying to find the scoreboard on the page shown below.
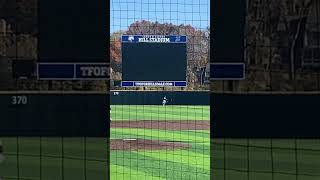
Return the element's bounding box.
[121,35,187,87]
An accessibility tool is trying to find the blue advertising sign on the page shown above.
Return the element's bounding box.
[211,63,245,80]
[121,81,187,87]
[37,63,109,80]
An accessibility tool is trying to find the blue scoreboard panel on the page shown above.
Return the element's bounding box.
[121,35,187,87]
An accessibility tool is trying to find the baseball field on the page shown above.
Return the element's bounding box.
[1,137,320,179]
[2,104,319,180]
[110,105,211,180]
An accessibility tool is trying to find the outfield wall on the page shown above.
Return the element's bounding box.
[110,91,210,105]
[0,92,108,136]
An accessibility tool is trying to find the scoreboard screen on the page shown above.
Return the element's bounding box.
[121,35,187,87]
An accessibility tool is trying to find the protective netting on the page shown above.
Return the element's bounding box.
[212,0,320,92]
[110,0,210,91]
[211,1,320,180]
[110,91,210,179]
[110,0,210,179]
[212,138,320,180]
[0,137,108,180]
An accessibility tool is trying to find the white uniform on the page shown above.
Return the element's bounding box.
[162,96,168,106]
[110,108,112,121]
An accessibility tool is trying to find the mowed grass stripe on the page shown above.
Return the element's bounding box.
[111,105,207,114]
[111,129,210,141]
[111,113,209,120]
[111,105,210,120]
[110,151,209,180]
[111,105,210,110]
[112,105,210,114]
[112,112,209,120]
[110,164,166,180]
[135,150,210,171]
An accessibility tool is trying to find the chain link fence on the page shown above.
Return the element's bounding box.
[110,0,210,91]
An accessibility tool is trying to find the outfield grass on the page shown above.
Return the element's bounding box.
[110,104,211,179]
[111,105,210,120]
[110,128,210,180]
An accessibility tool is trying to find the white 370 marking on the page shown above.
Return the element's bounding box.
[11,96,28,105]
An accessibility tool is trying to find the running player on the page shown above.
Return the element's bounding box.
[162,96,168,106]
[110,107,112,121]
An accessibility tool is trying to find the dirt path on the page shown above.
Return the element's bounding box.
[110,120,209,151]
[111,120,210,130]
[111,138,191,151]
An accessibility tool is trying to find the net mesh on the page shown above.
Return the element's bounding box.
[110,0,210,91]
[110,0,210,179]
[212,138,320,180]
[0,0,107,179]
[0,137,108,180]
[211,1,320,180]
[110,91,210,179]
[212,0,320,92]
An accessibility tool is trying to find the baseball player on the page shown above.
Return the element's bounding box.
[162,96,168,106]
[110,107,112,121]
